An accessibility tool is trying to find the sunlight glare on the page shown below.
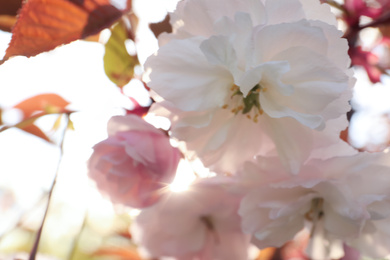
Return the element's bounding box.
[169,160,196,192]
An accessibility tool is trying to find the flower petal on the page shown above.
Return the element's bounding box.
[146,38,233,111]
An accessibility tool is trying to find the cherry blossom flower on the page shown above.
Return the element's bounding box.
[146,0,353,174]
[238,152,390,259]
[131,178,250,260]
[88,115,181,208]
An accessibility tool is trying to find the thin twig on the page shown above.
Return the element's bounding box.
[28,114,70,260]
[360,11,390,29]
[322,0,346,13]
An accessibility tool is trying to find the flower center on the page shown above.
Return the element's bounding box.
[222,84,266,123]
[200,215,220,244]
[305,198,324,222]
[304,198,335,260]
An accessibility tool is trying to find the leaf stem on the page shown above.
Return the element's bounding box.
[0,110,74,134]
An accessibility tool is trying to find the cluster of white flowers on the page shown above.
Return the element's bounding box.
[90,0,390,259]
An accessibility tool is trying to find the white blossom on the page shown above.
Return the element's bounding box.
[146,0,353,174]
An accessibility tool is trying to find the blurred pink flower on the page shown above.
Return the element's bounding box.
[349,46,382,83]
[131,178,250,260]
[342,0,382,26]
[88,115,181,208]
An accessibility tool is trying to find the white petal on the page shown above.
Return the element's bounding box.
[261,92,324,129]
[253,20,328,63]
[300,0,337,26]
[263,116,313,174]
[309,20,350,69]
[146,38,233,111]
[348,219,390,258]
[171,0,266,37]
[200,35,237,70]
[264,0,305,24]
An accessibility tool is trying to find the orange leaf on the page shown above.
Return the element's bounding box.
[256,247,277,260]
[14,93,70,119]
[19,124,51,142]
[93,247,142,260]
[1,0,131,63]
[0,15,17,32]
[340,127,349,144]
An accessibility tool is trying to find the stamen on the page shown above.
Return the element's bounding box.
[230,85,239,91]
[259,109,263,115]
[225,84,264,121]
[304,198,324,229]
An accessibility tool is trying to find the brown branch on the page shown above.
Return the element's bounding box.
[28,114,70,260]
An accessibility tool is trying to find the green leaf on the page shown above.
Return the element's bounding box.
[104,21,139,88]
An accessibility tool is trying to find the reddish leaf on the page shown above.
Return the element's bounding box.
[126,97,150,117]
[149,14,172,38]
[14,93,70,119]
[19,124,51,142]
[127,12,139,41]
[1,0,131,63]
[0,0,23,16]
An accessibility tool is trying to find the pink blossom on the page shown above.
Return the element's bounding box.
[88,115,181,208]
[238,152,390,259]
[131,178,250,260]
